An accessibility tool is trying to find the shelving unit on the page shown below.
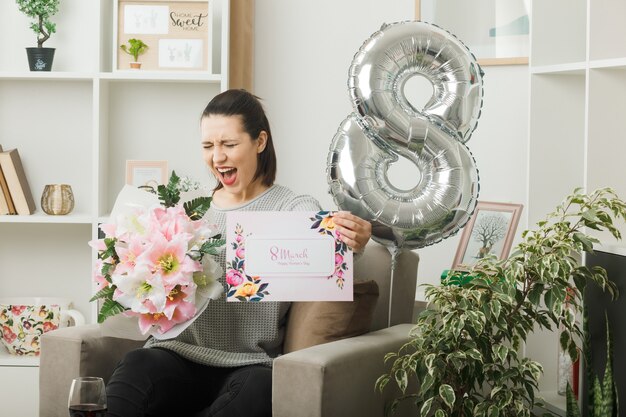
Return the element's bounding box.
[0,1,229,415]
[526,0,626,410]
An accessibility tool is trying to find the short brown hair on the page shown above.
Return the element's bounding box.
[202,89,277,191]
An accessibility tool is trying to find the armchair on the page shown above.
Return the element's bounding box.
[40,241,420,417]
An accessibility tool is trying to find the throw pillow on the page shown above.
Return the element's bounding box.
[282,280,379,353]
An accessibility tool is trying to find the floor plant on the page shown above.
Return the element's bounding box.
[376,188,626,417]
[566,311,618,417]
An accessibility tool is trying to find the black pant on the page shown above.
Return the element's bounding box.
[106,348,272,417]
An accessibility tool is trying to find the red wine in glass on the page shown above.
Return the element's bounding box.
[68,377,107,417]
[68,403,107,417]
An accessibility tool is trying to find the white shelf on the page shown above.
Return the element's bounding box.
[0,349,39,367]
[0,71,95,81]
[101,71,223,83]
[0,213,92,224]
[0,1,229,412]
[589,57,626,70]
[528,0,626,403]
[530,62,586,75]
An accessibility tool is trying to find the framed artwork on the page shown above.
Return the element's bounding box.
[451,201,523,270]
[125,160,169,189]
[114,0,212,71]
[415,0,529,66]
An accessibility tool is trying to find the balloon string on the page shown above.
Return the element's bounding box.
[387,245,400,328]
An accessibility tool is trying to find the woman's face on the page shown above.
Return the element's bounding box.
[201,114,267,198]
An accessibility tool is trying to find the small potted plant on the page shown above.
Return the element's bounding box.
[16,0,60,71]
[120,39,148,69]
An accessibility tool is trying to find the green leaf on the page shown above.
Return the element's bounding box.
[573,232,594,252]
[394,369,408,393]
[566,383,581,417]
[439,384,455,410]
[544,288,557,310]
[420,397,434,417]
[97,299,126,323]
[89,285,115,302]
[200,239,226,256]
[420,373,435,395]
[184,196,212,220]
[487,405,500,417]
[375,375,389,393]
[434,409,446,417]
[157,171,181,207]
[490,299,502,320]
[560,330,571,351]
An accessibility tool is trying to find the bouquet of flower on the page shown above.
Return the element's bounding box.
[89,172,224,337]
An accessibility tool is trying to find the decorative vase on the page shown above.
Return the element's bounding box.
[41,184,74,215]
[26,47,55,71]
[130,62,142,69]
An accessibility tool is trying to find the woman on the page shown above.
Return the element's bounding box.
[106,89,372,417]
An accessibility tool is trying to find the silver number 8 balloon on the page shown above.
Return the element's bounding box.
[327,21,483,250]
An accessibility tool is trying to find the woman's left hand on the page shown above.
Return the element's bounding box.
[331,211,372,253]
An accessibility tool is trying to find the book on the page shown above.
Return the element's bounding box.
[0,145,16,215]
[0,148,36,215]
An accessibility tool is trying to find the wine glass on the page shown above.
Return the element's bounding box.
[68,377,107,417]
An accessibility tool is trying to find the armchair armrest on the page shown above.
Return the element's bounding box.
[272,323,418,417]
[39,324,143,417]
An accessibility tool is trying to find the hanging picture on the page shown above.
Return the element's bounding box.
[415,0,530,65]
[115,0,211,71]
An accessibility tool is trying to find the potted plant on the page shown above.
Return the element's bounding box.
[376,188,626,416]
[15,0,60,71]
[120,39,148,69]
[566,311,618,417]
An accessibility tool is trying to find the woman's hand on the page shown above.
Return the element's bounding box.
[331,211,372,253]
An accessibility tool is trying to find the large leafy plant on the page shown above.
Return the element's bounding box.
[377,188,626,417]
[15,0,60,48]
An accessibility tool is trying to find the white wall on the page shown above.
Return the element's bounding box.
[254,0,530,298]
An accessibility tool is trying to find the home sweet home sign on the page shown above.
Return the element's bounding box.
[116,0,212,71]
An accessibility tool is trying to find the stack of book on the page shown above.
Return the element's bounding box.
[0,145,36,215]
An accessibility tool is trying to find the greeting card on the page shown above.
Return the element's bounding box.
[226,211,353,301]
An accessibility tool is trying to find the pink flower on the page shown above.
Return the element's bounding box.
[115,236,147,275]
[100,223,117,238]
[137,288,196,335]
[138,233,199,288]
[152,205,194,241]
[88,238,107,251]
[226,269,244,287]
[236,246,245,259]
[335,253,344,266]
[236,234,244,243]
[93,259,110,288]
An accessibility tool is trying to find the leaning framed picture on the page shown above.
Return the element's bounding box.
[114,0,212,71]
[126,160,169,190]
[415,0,529,66]
[451,201,523,270]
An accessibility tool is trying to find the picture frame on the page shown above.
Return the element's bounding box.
[415,0,529,66]
[451,201,523,270]
[113,0,212,72]
[125,160,169,189]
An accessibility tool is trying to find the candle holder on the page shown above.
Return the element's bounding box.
[41,184,74,215]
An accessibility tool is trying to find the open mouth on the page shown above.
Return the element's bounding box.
[217,167,238,186]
